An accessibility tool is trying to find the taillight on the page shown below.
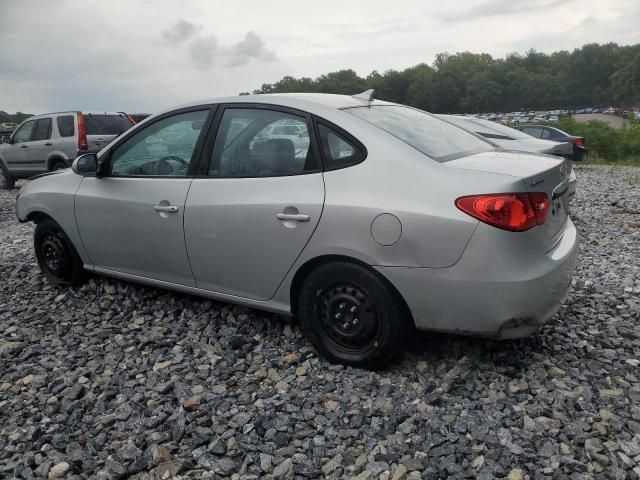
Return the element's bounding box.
[77,113,88,151]
[574,138,584,147]
[455,192,548,232]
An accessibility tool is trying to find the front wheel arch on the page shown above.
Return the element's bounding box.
[26,211,54,224]
[289,254,415,328]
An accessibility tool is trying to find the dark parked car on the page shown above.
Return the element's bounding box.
[518,125,587,161]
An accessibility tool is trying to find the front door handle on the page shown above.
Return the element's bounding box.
[154,205,179,213]
[20,145,28,149]
[44,142,53,146]
[276,213,310,222]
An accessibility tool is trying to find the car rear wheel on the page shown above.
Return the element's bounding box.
[0,163,15,190]
[51,159,68,171]
[34,219,85,285]
[298,262,411,370]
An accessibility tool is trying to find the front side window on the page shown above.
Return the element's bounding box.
[13,121,35,143]
[348,106,492,162]
[209,108,316,177]
[57,116,75,137]
[33,118,52,141]
[318,124,364,168]
[110,110,209,177]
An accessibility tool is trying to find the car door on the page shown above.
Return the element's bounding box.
[4,120,36,173]
[184,105,324,300]
[28,118,53,172]
[75,107,214,286]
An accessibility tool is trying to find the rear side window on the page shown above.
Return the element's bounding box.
[84,114,133,135]
[57,116,75,137]
[209,108,317,177]
[33,118,52,141]
[348,106,492,162]
[317,123,364,168]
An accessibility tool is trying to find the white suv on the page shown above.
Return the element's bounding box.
[0,111,134,189]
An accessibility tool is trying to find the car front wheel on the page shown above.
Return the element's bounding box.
[298,261,412,370]
[34,219,85,285]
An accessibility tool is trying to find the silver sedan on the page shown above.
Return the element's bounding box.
[15,93,578,369]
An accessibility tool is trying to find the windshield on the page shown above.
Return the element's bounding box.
[346,106,493,162]
[84,114,133,136]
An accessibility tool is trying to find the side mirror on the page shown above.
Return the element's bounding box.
[72,153,99,176]
[0,135,11,144]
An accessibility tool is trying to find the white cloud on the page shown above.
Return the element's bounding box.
[163,19,201,42]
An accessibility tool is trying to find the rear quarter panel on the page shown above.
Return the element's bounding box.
[272,112,528,306]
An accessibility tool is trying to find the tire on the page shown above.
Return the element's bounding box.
[34,219,85,285]
[298,261,412,370]
[0,162,15,190]
[51,159,68,171]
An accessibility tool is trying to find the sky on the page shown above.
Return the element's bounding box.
[1,0,639,114]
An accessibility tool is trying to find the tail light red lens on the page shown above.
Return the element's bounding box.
[77,113,88,151]
[455,192,548,232]
[574,138,584,147]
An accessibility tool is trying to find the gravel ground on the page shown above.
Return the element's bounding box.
[1,165,639,480]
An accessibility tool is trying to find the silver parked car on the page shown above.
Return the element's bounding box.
[0,111,134,189]
[15,93,578,369]
[437,115,577,197]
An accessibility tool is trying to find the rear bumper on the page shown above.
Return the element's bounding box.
[378,217,579,338]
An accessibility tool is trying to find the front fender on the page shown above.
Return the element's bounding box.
[15,170,93,266]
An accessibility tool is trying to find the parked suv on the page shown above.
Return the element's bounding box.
[0,112,134,189]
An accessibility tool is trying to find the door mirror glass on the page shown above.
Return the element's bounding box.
[72,153,99,175]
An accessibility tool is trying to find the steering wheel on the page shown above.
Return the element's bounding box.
[158,155,188,167]
[156,155,188,175]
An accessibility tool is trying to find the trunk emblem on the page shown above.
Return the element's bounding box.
[529,176,544,187]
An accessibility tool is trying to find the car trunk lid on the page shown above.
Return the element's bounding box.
[446,150,572,251]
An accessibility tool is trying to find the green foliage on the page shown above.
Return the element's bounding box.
[0,111,33,124]
[252,43,640,113]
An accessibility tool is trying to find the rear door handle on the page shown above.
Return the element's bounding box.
[44,142,53,146]
[276,213,310,222]
[154,205,179,213]
[20,145,28,149]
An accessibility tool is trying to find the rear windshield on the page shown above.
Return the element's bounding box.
[84,114,133,135]
[446,116,531,140]
[346,106,492,162]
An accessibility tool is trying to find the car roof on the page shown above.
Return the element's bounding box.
[158,93,397,117]
[23,111,128,121]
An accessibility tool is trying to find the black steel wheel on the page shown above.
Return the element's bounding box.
[318,282,380,354]
[51,159,68,171]
[298,261,412,369]
[34,219,85,285]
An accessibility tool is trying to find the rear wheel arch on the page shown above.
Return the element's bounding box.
[47,156,68,171]
[289,254,415,327]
